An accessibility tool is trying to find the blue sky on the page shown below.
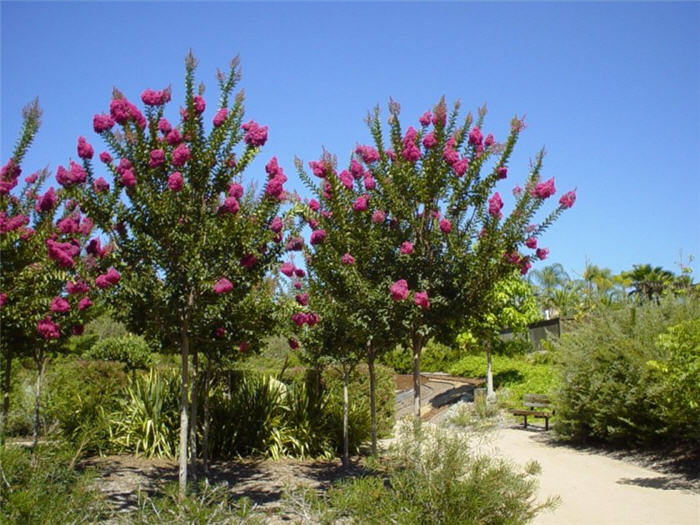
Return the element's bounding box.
[2,1,699,278]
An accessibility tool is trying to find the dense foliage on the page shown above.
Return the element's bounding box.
[554,296,700,446]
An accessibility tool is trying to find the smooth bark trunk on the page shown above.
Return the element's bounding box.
[189,348,199,484]
[368,348,377,456]
[1,345,13,447]
[412,334,424,426]
[202,360,211,480]
[486,338,495,400]
[32,354,44,456]
[178,321,190,500]
[342,370,349,468]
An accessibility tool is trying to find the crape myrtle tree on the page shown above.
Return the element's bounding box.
[67,54,288,497]
[0,101,106,451]
[293,153,403,454]
[297,98,576,424]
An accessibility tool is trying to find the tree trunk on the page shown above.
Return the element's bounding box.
[412,334,424,426]
[178,320,190,500]
[368,346,377,456]
[1,345,13,447]
[189,347,199,484]
[486,338,495,402]
[32,352,44,456]
[342,369,349,468]
[202,358,211,481]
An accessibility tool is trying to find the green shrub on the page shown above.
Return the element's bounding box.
[449,354,558,407]
[0,444,108,523]
[107,369,180,458]
[43,357,128,452]
[381,339,461,373]
[87,334,152,372]
[554,297,700,446]
[304,423,557,524]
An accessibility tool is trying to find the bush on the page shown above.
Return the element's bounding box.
[43,356,128,452]
[554,296,700,446]
[449,354,558,407]
[302,423,557,524]
[0,444,108,523]
[381,339,461,373]
[87,334,152,372]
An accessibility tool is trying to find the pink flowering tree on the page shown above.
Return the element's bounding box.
[296,99,576,425]
[67,54,287,496]
[0,101,105,450]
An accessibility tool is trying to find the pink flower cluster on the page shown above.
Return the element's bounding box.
[56,162,87,188]
[310,229,327,245]
[109,97,146,129]
[213,108,228,127]
[242,120,268,147]
[341,253,355,265]
[141,88,171,106]
[488,193,504,218]
[86,237,110,258]
[400,241,413,255]
[0,158,21,195]
[414,291,430,310]
[168,172,184,192]
[265,157,287,200]
[213,277,234,294]
[439,218,452,234]
[240,253,257,269]
[390,279,409,301]
[355,145,380,164]
[47,239,79,268]
[291,311,319,327]
[37,317,60,339]
[95,267,121,289]
[559,190,576,209]
[353,194,369,212]
[532,178,556,199]
[401,127,421,163]
[0,213,29,234]
[77,137,94,159]
[93,114,115,133]
[36,188,57,212]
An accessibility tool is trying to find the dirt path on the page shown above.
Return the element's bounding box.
[487,427,699,525]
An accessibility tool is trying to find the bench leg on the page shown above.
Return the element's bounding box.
[545,417,549,431]
[523,415,528,429]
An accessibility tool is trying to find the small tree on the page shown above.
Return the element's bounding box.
[1,101,102,450]
[296,98,576,425]
[69,54,287,497]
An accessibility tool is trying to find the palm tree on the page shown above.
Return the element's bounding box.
[529,263,571,318]
[623,264,675,303]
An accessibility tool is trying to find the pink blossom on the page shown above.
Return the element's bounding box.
[353,194,369,212]
[193,95,206,114]
[57,216,79,234]
[149,149,166,167]
[172,144,191,167]
[296,293,309,306]
[439,218,452,233]
[93,113,115,133]
[453,158,468,177]
[488,193,504,217]
[295,268,306,278]
[350,159,364,179]
[109,98,131,124]
[238,342,249,353]
[294,281,303,289]
[371,209,386,224]
[270,216,284,233]
[485,134,495,147]
[158,118,172,134]
[24,172,38,184]
[79,217,93,236]
[213,108,228,127]
[532,178,556,199]
[240,254,257,269]
[341,253,355,265]
[93,177,110,193]
[99,151,113,164]
[141,89,168,106]
[280,262,296,277]
[166,128,182,145]
[121,169,137,187]
[414,291,430,310]
[308,199,320,212]
[390,279,409,301]
[385,149,396,161]
[50,296,70,313]
[46,239,75,268]
[241,120,268,147]
[1,214,29,233]
[306,312,320,327]
[117,158,132,173]
[536,248,549,260]
[422,132,437,149]
[310,229,327,245]
[520,257,532,275]
[37,317,60,339]
[401,143,421,163]
[168,172,184,192]
[213,277,234,294]
[291,312,307,327]
[442,146,459,166]
[228,183,244,199]
[288,338,299,349]
[67,281,90,295]
[77,137,94,159]
[36,188,57,212]
[525,237,537,249]
[355,145,380,164]
[559,190,576,209]
[265,176,285,199]
[364,175,376,190]
[106,267,121,285]
[220,197,239,214]
[400,241,414,255]
[512,185,523,197]
[286,237,304,251]
[468,126,483,146]
[265,157,283,178]
[0,294,7,308]
[419,111,432,126]
[215,327,226,338]
[339,170,354,189]
[497,166,508,179]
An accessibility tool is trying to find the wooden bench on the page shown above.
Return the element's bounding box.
[511,394,554,430]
